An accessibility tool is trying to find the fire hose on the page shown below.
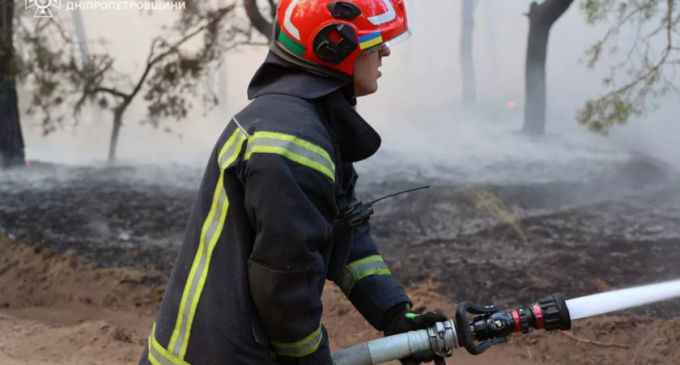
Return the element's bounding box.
[330,279,680,365]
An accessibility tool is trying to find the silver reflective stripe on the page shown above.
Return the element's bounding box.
[170,130,244,357]
[339,258,391,296]
[219,131,244,167]
[272,326,323,357]
[172,185,228,356]
[231,116,250,137]
[149,339,177,365]
[246,137,334,174]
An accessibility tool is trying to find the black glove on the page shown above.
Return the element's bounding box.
[382,303,448,365]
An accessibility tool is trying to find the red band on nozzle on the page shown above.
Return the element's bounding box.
[532,303,545,329]
[511,309,522,332]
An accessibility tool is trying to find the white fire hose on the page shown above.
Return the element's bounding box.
[330,279,680,365]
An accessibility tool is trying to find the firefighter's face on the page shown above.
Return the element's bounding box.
[354,46,391,97]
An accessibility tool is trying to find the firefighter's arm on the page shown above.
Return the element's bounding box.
[334,220,413,330]
[332,166,413,331]
[243,132,337,365]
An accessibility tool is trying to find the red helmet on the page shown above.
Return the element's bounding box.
[270,0,411,80]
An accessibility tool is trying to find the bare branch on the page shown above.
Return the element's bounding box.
[268,0,277,19]
[93,87,129,100]
[128,5,234,104]
[244,0,274,41]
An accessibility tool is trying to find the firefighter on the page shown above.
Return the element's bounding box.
[139,1,446,364]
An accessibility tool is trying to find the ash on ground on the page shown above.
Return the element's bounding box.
[1,152,679,318]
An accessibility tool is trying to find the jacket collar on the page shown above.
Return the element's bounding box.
[248,51,346,100]
[247,51,381,162]
[315,90,381,162]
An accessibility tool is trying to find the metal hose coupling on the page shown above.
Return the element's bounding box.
[427,319,458,358]
[331,319,459,365]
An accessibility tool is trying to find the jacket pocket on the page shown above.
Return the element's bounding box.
[247,260,319,337]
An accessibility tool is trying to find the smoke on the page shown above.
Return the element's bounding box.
[15,1,680,187]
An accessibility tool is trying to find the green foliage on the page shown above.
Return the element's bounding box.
[577,96,635,134]
[13,3,252,139]
[577,0,679,134]
[13,16,113,135]
[142,8,245,121]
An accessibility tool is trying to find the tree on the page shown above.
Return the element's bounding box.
[243,0,277,41]
[522,0,576,135]
[0,0,25,168]
[577,0,679,134]
[75,5,239,162]
[15,4,258,163]
[461,0,477,105]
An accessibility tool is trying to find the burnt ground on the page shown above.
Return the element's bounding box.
[380,187,680,317]
[1,156,680,319]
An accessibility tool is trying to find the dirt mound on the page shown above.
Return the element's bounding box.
[0,236,161,365]
[0,235,166,316]
[0,314,144,365]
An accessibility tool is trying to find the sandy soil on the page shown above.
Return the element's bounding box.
[1,236,678,365]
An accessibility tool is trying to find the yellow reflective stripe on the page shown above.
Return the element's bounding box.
[222,133,247,169]
[247,145,335,181]
[337,255,391,297]
[147,324,191,365]
[244,132,336,182]
[168,128,246,359]
[217,127,241,165]
[148,338,162,365]
[251,131,335,170]
[148,349,163,365]
[271,325,324,358]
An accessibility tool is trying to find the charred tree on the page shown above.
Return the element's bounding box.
[244,0,277,42]
[522,0,574,135]
[0,0,25,168]
[460,0,477,105]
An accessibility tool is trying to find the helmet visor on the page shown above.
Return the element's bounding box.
[360,28,412,54]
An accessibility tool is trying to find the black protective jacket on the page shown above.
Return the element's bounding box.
[139,51,412,365]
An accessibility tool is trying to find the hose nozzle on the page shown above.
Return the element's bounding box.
[455,293,571,355]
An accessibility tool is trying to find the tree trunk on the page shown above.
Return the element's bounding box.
[523,19,549,135]
[522,0,575,135]
[460,0,477,105]
[72,2,90,64]
[0,0,25,169]
[244,0,274,42]
[108,106,125,163]
[217,0,227,111]
[482,0,499,92]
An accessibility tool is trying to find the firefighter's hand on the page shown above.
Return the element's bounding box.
[383,304,448,365]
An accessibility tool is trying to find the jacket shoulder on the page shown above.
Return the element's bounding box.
[234,95,333,152]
